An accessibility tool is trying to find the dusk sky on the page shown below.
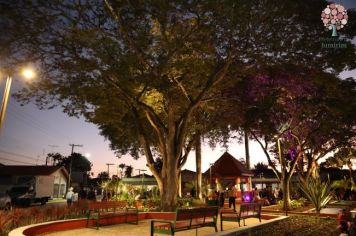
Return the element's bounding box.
[0,1,355,177]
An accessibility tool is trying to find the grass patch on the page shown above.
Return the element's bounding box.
[48,198,66,204]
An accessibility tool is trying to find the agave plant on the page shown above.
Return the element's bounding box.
[299,177,333,217]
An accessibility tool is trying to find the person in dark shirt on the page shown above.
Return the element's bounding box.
[87,187,96,201]
[78,187,87,199]
[219,190,225,207]
[190,187,196,198]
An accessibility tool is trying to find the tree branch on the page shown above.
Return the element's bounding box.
[251,131,281,180]
[175,56,234,152]
[178,137,195,169]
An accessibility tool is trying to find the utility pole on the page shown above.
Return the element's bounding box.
[68,144,83,190]
[106,163,114,179]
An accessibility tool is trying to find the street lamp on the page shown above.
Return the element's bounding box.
[209,163,214,186]
[136,169,146,194]
[0,67,35,132]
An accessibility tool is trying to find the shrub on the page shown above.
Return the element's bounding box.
[177,197,194,208]
[142,199,161,212]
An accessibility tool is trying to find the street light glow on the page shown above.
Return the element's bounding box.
[21,68,35,80]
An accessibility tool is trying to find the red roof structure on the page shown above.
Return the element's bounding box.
[204,152,253,178]
[0,165,69,178]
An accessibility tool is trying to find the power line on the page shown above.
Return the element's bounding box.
[0,156,37,165]
[7,101,71,140]
[6,106,58,141]
[0,148,45,162]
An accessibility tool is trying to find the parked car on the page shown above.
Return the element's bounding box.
[0,192,12,210]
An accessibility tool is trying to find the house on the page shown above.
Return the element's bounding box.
[0,165,69,198]
[251,168,281,189]
[122,173,158,188]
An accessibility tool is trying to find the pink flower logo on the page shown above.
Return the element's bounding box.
[321,3,348,36]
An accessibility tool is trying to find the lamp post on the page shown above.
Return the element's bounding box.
[0,68,35,133]
[136,169,146,194]
[209,163,214,186]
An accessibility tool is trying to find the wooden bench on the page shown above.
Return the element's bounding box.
[150,206,218,235]
[86,201,138,229]
[220,202,262,230]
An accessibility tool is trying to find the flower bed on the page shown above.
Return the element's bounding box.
[246,216,338,236]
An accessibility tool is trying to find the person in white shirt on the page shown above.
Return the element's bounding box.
[66,187,74,207]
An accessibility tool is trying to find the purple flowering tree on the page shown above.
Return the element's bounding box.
[223,64,355,210]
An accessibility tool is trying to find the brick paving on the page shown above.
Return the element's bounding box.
[43,217,266,236]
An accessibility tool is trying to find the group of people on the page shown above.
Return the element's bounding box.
[65,186,97,207]
[252,186,281,205]
[207,185,281,212]
[210,185,239,211]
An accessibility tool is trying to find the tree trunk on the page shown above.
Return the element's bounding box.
[159,155,179,211]
[282,176,291,211]
[244,129,250,170]
[195,134,202,199]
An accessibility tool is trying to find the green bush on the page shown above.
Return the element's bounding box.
[177,197,194,208]
[142,199,161,212]
[278,197,307,210]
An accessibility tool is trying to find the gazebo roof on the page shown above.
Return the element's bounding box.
[204,152,254,178]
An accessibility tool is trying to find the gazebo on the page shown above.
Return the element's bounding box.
[204,152,254,200]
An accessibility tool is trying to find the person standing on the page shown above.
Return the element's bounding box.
[219,190,225,207]
[87,187,96,201]
[228,185,237,212]
[253,187,261,202]
[66,187,74,207]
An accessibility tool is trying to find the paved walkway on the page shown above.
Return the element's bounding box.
[43,218,266,236]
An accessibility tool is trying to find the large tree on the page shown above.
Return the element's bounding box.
[241,67,355,210]
[2,0,355,210]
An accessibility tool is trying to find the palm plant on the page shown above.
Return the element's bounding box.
[299,177,333,217]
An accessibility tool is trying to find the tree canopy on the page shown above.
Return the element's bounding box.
[47,152,92,173]
[1,0,355,210]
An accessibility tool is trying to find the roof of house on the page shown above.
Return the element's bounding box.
[203,152,254,178]
[0,165,69,178]
[131,173,153,178]
[252,168,278,178]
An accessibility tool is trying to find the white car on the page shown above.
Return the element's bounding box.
[0,192,12,211]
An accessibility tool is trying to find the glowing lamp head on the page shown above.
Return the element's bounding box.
[21,68,35,80]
